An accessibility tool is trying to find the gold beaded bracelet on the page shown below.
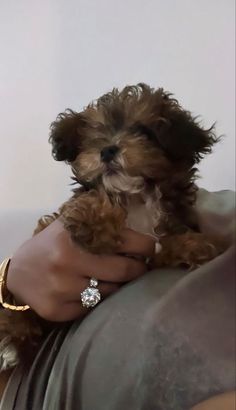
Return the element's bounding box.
[0,258,30,311]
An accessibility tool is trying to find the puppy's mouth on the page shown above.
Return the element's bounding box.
[102,165,145,194]
[74,151,145,194]
[104,161,123,175]
[100,154,145,194]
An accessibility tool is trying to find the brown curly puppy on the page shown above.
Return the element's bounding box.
[0,84,226,369]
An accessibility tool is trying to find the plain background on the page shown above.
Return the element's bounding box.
[0,0,235,212]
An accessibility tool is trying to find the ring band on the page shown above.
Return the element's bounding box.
[81,278,101,308]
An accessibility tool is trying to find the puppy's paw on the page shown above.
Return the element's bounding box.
[154,232,225,270]
[179,234,218,270]
[60,191,126,253]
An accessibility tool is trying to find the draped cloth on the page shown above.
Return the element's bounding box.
[1,189,235,410]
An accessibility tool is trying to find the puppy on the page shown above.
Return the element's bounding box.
[0,83,225,369]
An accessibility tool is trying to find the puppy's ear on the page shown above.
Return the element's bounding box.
[49,109,85,162]
[155,110,219,164]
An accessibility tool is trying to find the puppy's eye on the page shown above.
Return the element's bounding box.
[139,125,157,141]
[130,124,157,142]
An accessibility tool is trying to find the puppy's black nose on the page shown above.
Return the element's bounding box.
[101,145,119,163]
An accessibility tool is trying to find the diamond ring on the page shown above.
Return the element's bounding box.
[80,278,101,308]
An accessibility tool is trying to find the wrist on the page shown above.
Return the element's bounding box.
[5,258,25,305]
[0,257,30,311]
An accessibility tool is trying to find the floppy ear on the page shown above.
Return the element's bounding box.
[154,110,219,164]
[49,109,85,162]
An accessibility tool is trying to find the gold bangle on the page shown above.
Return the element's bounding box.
[0,258,30,311]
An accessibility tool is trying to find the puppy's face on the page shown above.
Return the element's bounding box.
[71,118,171,194]
[49,84,217,195]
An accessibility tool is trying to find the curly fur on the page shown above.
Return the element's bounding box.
[0,83,225,370]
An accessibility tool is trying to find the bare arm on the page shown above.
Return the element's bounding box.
[191,391,236,410]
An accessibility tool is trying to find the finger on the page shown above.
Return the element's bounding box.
[66,278,120,302]
[84,254,147,283]
[118,229,156,257]
[54,282,120,321]
[96,281,120,296]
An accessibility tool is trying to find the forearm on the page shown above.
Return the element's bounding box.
[191,391,236,410]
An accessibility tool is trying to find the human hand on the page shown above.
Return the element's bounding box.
[6,220,155,321]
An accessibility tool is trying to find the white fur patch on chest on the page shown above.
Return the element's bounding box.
[125,188,162,253]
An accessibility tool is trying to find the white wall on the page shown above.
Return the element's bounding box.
[0,0,235,211]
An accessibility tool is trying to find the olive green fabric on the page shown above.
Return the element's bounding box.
[1,189,235,410]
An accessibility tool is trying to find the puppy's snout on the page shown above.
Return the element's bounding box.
[101,145,119,163]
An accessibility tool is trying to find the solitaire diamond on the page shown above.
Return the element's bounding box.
[81,287,101,308]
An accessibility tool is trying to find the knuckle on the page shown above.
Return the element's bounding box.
[49,249,65,272]
[47,259,69,298]
[48,275,67,299]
